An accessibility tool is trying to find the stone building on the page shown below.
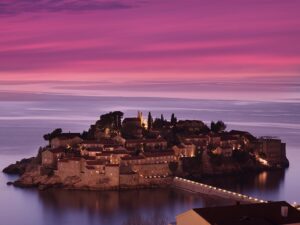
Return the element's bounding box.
[41,147,65,167]
[95,150,130,164]
[56,158,82,180]
[81,139,123,150]
[220,134,240,149]
[229,130,257,147]
[212,146,232,157]
[55,157,120,188]
[50,133,83,148]
[173,144,196,157]
[80,140,104,149]
[125,138,168,151]
[179,135,210,148]
[121,151,176,166]
[208,134,221,146]
[258,138,287,166]
[81,147,103,157]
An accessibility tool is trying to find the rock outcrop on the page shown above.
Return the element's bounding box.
[2,157,36,175]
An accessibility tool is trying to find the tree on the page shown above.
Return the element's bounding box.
[170,113,177,126]
[160,114,164,121]
[210,120,226,133]
[81,130,89,140]
[112,111,124,129]
[147,112,153,130]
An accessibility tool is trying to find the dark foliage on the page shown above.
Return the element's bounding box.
[210,120,227,133]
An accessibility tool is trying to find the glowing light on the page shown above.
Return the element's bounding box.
[258,157,269,166]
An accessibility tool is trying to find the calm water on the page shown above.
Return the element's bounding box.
[0,93,300,225]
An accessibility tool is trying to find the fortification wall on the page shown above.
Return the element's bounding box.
[56,160,81,180]
[132,163,170,176]
[120,173,139,187]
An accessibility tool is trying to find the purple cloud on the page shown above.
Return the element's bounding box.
[0,0,137,15]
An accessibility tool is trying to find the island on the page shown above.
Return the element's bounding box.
[3,111,289,190]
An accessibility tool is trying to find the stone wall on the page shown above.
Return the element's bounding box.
[119,173,139,187]
[55,159,81,180]
[42,150,55,166]
[132,163,171,177]
[104,165,120,187]
[51,137,83,148]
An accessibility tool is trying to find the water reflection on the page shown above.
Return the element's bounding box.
[200,169,286,201]
[37,188,234,225]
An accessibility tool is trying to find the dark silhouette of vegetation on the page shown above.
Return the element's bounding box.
[81,130,91,140]
[147,112,153,130]
[170,113,177,126]
[210,120,227,133]
[153,118,170,129]
[160,114,164,121]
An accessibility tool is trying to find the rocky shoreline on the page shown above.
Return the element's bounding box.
[3,155,288,191]
[3,157,36,175]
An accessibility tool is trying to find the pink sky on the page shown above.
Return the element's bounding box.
[0,0,299,83]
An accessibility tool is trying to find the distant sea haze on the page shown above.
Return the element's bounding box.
[0,76,299,102]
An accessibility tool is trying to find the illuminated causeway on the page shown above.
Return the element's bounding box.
[172,177,268,204]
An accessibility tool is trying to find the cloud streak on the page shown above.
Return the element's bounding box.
[0,0,136,15]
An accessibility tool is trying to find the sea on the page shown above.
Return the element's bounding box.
[0,91,299,225]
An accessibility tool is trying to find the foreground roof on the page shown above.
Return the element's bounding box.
[192,201,300,225]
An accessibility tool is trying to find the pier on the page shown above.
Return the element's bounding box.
[172,177,268,204]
